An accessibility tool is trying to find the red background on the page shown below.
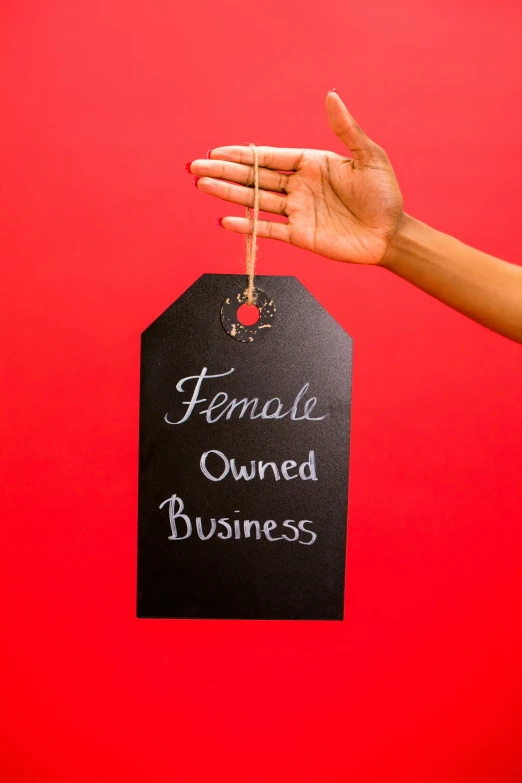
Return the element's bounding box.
[1,2,522,781]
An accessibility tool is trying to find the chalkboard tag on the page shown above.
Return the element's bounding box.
[138,274,353,620]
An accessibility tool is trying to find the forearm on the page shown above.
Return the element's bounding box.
[380,214,522,344]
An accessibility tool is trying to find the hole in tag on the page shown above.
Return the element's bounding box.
[221,288,276,343]
[237,303,260,326]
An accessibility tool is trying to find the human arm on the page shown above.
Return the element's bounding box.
[381,214,522,343]
[187,89,522,344]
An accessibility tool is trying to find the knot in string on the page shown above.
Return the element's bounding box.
[245,143,260,306]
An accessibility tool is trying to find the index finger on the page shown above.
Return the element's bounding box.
[209,145,306,171]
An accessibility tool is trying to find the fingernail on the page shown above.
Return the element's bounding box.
[217,217,223,227]
[206,149,212,159]
[194,176,200,188]
[328,87,343,100]
[185,162,192,172]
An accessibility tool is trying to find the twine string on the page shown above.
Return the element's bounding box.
[245,143,259,306]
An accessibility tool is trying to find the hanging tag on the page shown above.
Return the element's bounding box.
[137,274,352,620]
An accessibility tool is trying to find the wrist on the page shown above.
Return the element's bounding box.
[378,212,420,271]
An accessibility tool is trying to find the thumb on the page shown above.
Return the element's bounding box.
[326,90,380,165]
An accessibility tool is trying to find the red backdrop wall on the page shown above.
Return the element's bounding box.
[1,2,522,781]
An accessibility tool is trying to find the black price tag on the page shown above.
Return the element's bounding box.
[137,274,352,620]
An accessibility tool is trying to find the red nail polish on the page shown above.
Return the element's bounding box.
[194,176,200,188]
[206,150,212,159]
[185,162,192,172]
[217,217,223,227]
[328,87,343,100]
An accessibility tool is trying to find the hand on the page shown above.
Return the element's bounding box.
[188,90,404,266]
